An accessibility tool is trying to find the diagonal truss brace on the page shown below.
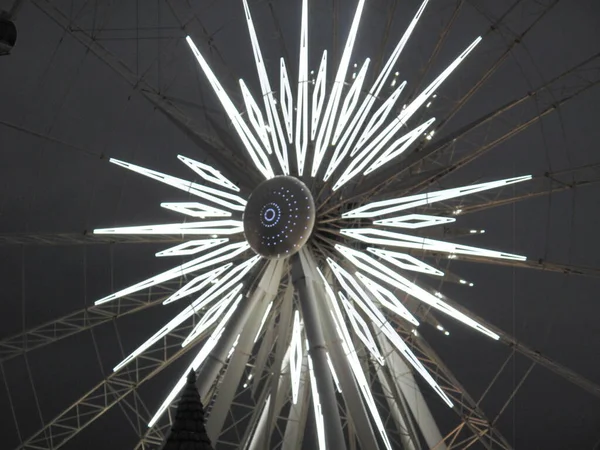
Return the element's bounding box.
[0,281,180,363]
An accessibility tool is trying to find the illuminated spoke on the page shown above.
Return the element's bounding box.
[290,310,303,404]
[333,37,481,189]
[332,58,370,145]
[341,228,526,261]
[374,213,455,229]
[343,175,532,218]
[312,0,366,177]
[311,51,328,141]
[242,0,289,175]
[113,255,260,372]
[355,272,419,326]
[307,354,327,450]
[186,36,274,179]
[325,81,406,181]
[94,220,243,236]
[156,239,228,257]
[327,259,454,407]
[367,247,444,276]
[334,119,434,190]
[163,264,232,305]
[365,118,436,175]
[280,58,294,144]
[318,268,394,450]
[178,155,240,192]
[338,293,385,366]
[336,245,499,340]
[326,0,430,179]
[182,287,244,347]
[240,79,273,154]
[160,202,231,218]
[148,291,245,427]
[109,158,247,211]
[95,241,249,305]
[295,0,309,175]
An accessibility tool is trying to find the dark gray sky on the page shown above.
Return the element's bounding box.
[1,0,600,449]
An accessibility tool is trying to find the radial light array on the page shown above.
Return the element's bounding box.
[94,0,532,447]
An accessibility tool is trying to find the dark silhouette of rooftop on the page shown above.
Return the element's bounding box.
[162,370,214,450]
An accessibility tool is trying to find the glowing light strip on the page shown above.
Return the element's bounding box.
[336,245,499,339]
[290,310,303,404]
[338,294,385,366]
[333,119,434,189]
[186,37,274,179]
[295,0,309,175]
[94,220,243,236]
[356,272,419,326]
[108,158,247,212]
[95,241,248,305]
[311,51,328,141]
[148,293,243,427]
[182,287,243,347]
[368,37,481,161]
[307,354,327,450]
[242,0,289,175]
[312,0,366,177]
[316,268,395,450]
[163,264,232,305]
[160,202,231,218]
[344,176,532,218]
[352,81,406,157]
[253,300,274,344]
[280,58,294,144]
[342,228,526,261]
[240,79,272,154]
[368,247,444,276]
[374,213,455,229]
[178,155,239,192]
[113,255,260,372]
[156,239,228,257]
[326,352,342,393]
[325,81,406,181]
[332,58,370,145]
[365,118,435,175]
[327,259,453,407]
[335,37,481,188]
[326,0,429,179]
[350,81,406,158]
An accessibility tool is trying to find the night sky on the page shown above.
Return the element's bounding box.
[1,0,600,449]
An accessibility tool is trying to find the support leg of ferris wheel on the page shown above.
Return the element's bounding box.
[376,333,445,449]
[204,261,284,443]
[310,251,383,449]
[291,250,347,449]
[196,259,283,400]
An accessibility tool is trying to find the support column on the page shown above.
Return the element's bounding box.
[196,260,281,398]
[291,252,347,450]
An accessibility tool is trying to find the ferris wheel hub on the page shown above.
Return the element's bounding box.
[243,176,315,259]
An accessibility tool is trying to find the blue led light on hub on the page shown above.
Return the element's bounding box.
[243,176,315,259]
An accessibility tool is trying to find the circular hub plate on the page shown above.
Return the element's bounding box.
[243,176,315,259]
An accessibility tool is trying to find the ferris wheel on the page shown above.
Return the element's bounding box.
[1,0,600,449]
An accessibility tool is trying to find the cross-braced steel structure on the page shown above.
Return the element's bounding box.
[1,0,599,449]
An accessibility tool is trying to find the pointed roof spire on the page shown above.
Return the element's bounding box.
[162,370,214,450]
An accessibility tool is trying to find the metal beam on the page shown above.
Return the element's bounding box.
[0,281,179,363]
[292,250,347,450]
[0,232,186,246]
[412,285,600,401]
[14,313,211,449]
[30,0,259,190]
